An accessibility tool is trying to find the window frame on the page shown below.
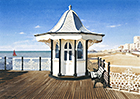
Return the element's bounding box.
[55,42,59,58]
[77,41,84,60]
[64,42,73,61]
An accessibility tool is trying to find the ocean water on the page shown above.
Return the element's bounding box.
[0,51,51,57]
[0,51,92,70]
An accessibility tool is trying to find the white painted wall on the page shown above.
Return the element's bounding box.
[53,59,59,76]
[52,39,86,77]
[77,60,85,76]
[76,40,86,76]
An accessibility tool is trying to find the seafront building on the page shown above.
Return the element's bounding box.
[119,36,140,52]
[102,36,140,53]
[35,5,105,78]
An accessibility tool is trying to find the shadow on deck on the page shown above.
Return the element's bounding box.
[0,71,139,99]
[0,70,28,84]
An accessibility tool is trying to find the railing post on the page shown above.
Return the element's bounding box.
[99,58,102,68]
[39,57,41,71]
[103,59,105,68]
[97,57,99,68]
[4,56,6,70]
[108,62,110,87]
[22,56,23,71]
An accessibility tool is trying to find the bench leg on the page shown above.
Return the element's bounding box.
[101,79,107,88]
[93,80,97,88]
[92,78,107,88]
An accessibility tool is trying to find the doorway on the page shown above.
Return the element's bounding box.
[64,42,73,75]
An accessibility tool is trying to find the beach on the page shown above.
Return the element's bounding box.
[88,52,140,75]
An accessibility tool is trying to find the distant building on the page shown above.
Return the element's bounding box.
[123,44,130,51]
[129,43,134,51]
[134,36,140,43]
[119,36,140,52]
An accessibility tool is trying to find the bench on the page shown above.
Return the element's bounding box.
[90,66,107,88]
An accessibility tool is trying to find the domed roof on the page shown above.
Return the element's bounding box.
[49,5,91,33]
[34,5,105,44]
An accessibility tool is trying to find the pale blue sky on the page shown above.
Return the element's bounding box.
[0,0,140,51]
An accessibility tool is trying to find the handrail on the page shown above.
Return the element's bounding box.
[0,56,51,71]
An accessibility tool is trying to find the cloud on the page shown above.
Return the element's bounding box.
[0,43,50,51]
[88,42,119,51]
[19,32,25,34]
[35,25,40,28]
[86,25,90,28]
[13,44,50,51]
[109,25,116,28]
[90,29,95,31]
[108,24,121,28]
[118,24,121,26]
[0,40,50,51]
[0,45,13,51]
[81,19,85,22]
[89,43,109,51]
[14,40,29,44]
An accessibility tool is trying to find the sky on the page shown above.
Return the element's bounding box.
[0,0,140,51]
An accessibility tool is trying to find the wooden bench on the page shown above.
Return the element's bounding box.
[90,66,107,88]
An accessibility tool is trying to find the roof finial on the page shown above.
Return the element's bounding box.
[69,5,72,10]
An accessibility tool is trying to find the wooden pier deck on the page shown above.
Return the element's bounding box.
[0,70,140,99]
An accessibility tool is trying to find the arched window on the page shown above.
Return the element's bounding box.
[77,41,83,59]
[55,42,59,58]
[64,42,72,61]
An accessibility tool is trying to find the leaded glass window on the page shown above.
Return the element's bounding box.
[55,42,59,58]
[64,42,72,61]
[77,41,83,59]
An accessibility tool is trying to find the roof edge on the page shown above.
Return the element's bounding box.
[34,32,105,37]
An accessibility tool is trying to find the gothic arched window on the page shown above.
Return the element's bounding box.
[64,42,72,61]
[55,42,59,58]
[77,41,83,59]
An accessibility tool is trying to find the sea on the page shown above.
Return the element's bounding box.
[0,51,51,57]
[0,51,94,70]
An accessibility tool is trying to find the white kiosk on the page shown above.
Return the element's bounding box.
[35,5,105,78]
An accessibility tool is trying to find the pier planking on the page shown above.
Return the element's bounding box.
[0,70,139,99]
